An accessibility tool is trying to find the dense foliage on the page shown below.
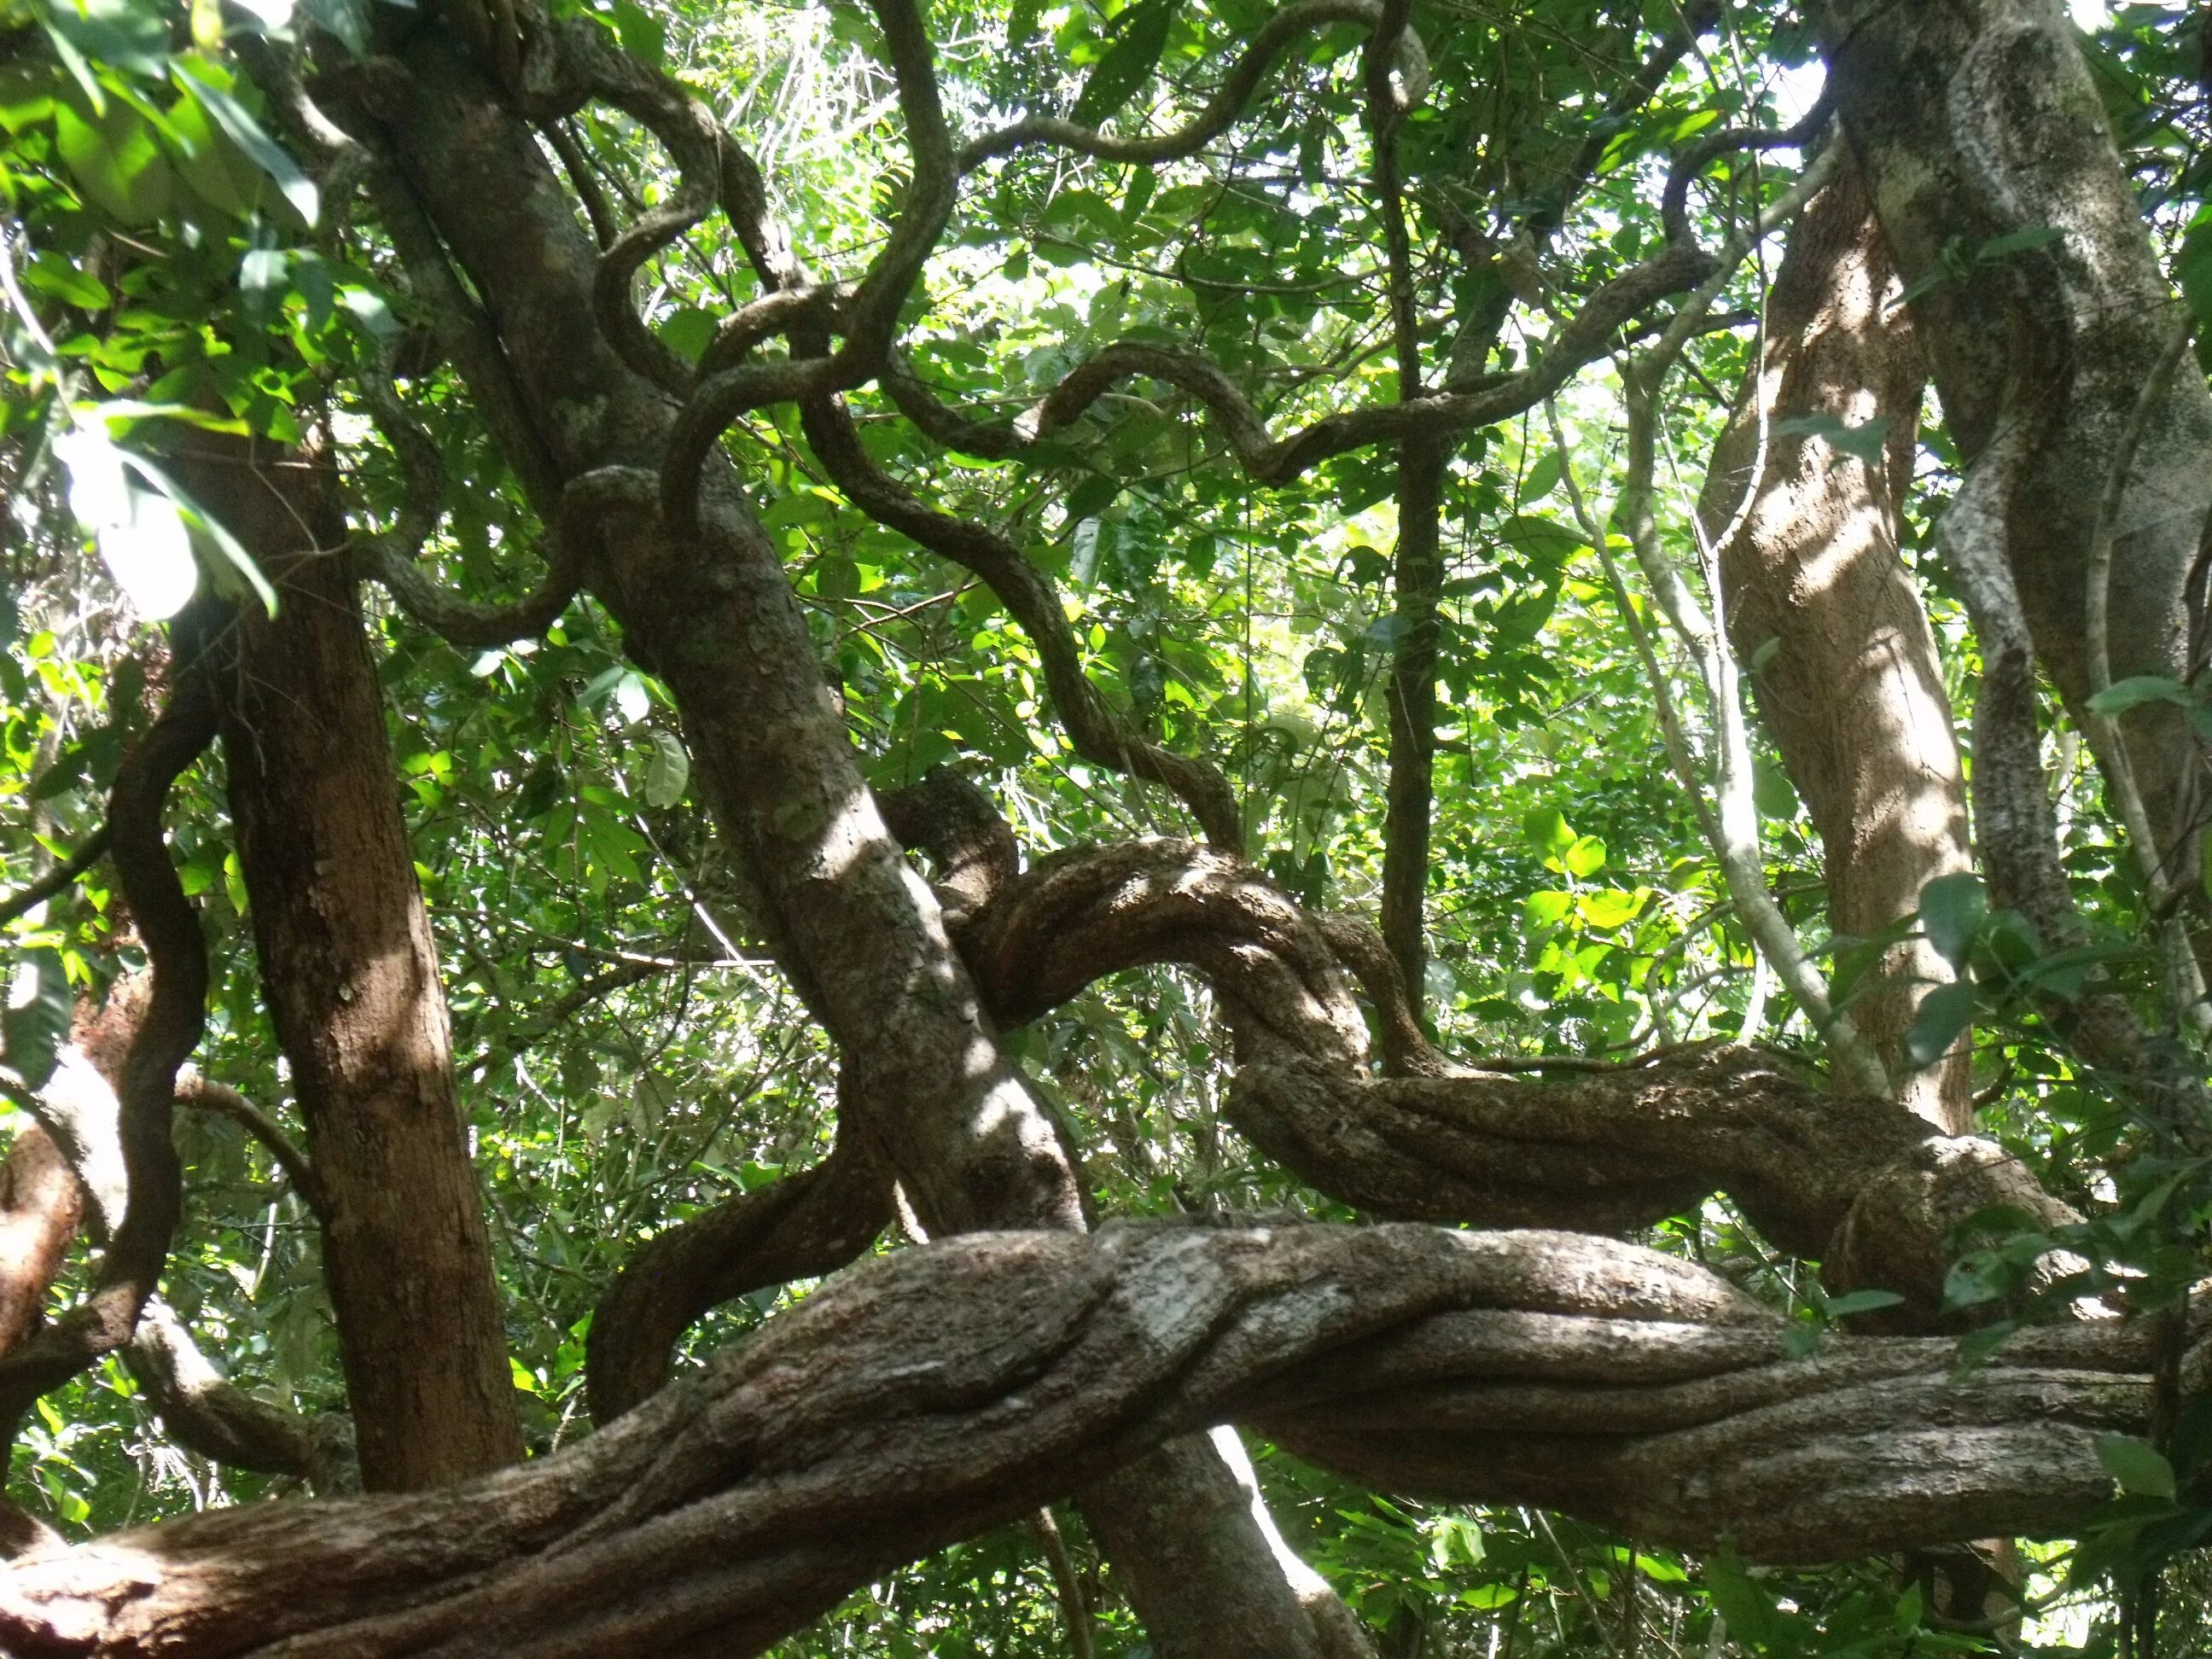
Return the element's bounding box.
[4,0,2212,1654]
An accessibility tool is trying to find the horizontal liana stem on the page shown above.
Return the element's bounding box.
[0,1224,2179,1657]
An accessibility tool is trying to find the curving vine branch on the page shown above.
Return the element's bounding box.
[0,1223,2183,1656]
[0,663,216,1436]
[800,396,1247,847]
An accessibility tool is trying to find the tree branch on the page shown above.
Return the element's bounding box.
[947,835,2067,1318]
[0,661,215,1435]
[173,1073,323,1219]
[800,397,1245,847]
[0,1224,2180,1655]
[585,1138,891,1423]
[0,1126,81,1359]
[0,828,109,930]
[958,0,1425,172]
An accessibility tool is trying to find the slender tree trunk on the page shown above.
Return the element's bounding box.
[1812,0,2212,946]
[1381,438,1447,1016]
[1697,163,1975,1131]
[187,437,523,1491]
[364,27,1369,1653]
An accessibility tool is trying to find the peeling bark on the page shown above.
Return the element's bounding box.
[0,1223,2178,1656]
[188,439,523,1490]
[1697,161,1974,1131]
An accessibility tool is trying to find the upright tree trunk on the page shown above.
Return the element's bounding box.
[189,437,523,1491]
[364,27,1369,1653]
[1697,164,1975,1131]
[1812,0,2212,937]
[1380,438,1447,1016]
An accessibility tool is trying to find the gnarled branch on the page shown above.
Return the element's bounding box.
[803,397,1245,847]
[0,1224,2182,1656]
[0,828,109,930]
[586,1138,891,1423]
[0,663,215,1434]
[946,834,2067,1317]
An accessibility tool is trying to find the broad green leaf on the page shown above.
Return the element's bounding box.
[1070,0,1179,128]
[20,252,108,310]
[1577,888,1644,928]
[1903,978,1975,1068]
[173,62,317,226]
[1521,449,1563,499]
[1773,411,1893,468]
[607,0,667,68]
[1521,806,1575,857]
[2,948,74,1090]
[1522,889,1573,928]
[1702,1551,1781,1648]
[642,730,690,808]
[1917,871,1985,968]
[1563,835,1606,878]
[1819,1288,1905,1320]
[55,95,174,224]
[2086,674,2191,716]
[2095,1435,2178,1499]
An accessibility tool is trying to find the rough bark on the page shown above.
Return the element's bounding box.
[945,833,2068,1320]
[0,1126,80,1358]
[354,22,1367,1653]
[0,1223,2182,1657]
[189,438,522,1491]
[1812,0,2212,928]
[1380,438,1447,1014]
[34,1010,349,1490]
[1696,162,1975,1131]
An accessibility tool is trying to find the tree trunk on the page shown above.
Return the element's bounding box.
[361,26,1368,1652]
[1812,0,2212,935]
[189,437,523,1491]
[1381,437,1447,1018]
[1696,162,1975,1132]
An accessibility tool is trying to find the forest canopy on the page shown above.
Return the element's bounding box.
[3,0,2212,1654]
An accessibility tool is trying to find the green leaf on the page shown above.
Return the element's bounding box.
[2,948,73,1090]
[1904,978,1975,1068]
[1751,761,1798,821]
[1819,1288,1906,1320]
[606,0,667,70]
[1577,888,1644,929]
[1976,224,2064,263]
[1521,806,1575,858]
[1917,870,1986,969]
[20,253,109,311]
[1563,835,1606,879]
[642,730,690,808]
[2178,205,2212,333]
[173,64,317,227]
[1070,0,1179,128]
[1521,449,1563,500]
[1703,1551,1781,1648]
[55,94,175,224]
[2096,1435,2178,1500]
[1522,889,1573,928]
[660,305,716,364]
[2086,674,2191,716]
[125,454,276,616]
[1772,411,1893,469]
